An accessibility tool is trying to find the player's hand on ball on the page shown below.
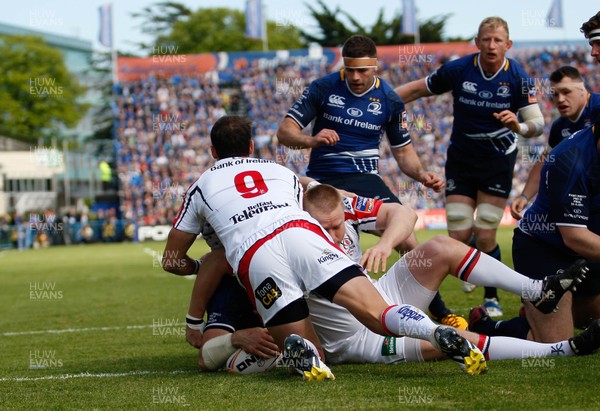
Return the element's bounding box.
[232,328,279,359]
[186,327,203,349]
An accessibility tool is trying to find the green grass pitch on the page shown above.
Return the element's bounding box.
[1,226,599,410]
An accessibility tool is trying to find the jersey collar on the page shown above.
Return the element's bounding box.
[474,54,509,80]
[569,93,590,124]
[340,69,380,97]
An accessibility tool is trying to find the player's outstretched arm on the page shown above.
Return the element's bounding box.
[394,78,432,103]
[360,203,417,273]
[185,248,230,349]
[390,144,445,192]
[277,117,340,149]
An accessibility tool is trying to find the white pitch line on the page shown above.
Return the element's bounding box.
[0,370,191,382]
[2,323,186,337]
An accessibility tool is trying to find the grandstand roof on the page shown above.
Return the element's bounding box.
[0,21,92,53]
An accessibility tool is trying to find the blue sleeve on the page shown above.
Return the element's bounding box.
[385,90,411,148]
[426,60,461,95]
[546,149,590,227]
[285,79,325,128]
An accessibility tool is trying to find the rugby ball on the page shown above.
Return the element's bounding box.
[225,348,281,374]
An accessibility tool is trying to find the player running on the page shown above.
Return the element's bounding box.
[395,16,545,316]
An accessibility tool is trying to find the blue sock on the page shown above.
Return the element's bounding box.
[428,292,451,319]
[484,245,501,300]
[490,316,531,339]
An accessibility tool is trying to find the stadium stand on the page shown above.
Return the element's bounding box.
[3,44,598,249]
[112,45,599,227]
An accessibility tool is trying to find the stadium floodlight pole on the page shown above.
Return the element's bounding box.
[109,6,117,85]
[62,139,71,208]
[98,3,117,84]
[111,49,118,86]
[261,2,268,51]
[401,0,420,45]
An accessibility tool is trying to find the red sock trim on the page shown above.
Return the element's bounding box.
[477,334,490,360]
[381,304,399,336]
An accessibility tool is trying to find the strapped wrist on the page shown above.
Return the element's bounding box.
[186,314,205,331]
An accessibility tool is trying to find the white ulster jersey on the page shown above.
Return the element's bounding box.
[173,157,310,272]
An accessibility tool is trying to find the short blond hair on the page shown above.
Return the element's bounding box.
[303,184,342,215]
[477,16,510,39]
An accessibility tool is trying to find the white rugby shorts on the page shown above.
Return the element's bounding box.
[236,219,358,324]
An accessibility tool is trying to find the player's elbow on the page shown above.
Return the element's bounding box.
[561,235,589,258]
[519,105,545,138]
[161,254,185,275]
[198,351,219,372]
[276,118,299,147]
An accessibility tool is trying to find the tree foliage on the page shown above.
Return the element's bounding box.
[130,1,192,52]
[0,35,87,144]
[299,0,464,46]
[132,4,304,54]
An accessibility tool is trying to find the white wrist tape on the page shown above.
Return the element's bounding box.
[519,123,530,136]
[185,314,205,331]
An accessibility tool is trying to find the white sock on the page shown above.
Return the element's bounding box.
[481,335,574,360]
[381,304,438,345]
[455,249,543,299]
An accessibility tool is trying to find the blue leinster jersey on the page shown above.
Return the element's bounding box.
[548,92,600,148]
[519,125,600,251]
[286,71,411,179]
[427,53,536,157]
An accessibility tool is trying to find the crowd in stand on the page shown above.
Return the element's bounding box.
[0,208,135,250]
[113,45,600,225]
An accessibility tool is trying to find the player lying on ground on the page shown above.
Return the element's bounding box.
[163,115,488,380]
[181,184,598,374]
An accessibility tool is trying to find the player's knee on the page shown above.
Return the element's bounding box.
[474,203,504,230]
[445,203,474,231]
[417,235,450,256]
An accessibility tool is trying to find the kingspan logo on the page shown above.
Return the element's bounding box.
[318,249,342,264]
[396,306,425,321]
